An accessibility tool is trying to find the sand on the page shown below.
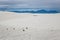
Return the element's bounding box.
[0,11,60,40]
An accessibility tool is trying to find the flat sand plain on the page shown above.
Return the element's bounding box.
[0,11,60,40]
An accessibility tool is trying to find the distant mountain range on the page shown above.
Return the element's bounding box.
[0,8,58,13]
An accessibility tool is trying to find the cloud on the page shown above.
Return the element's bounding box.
[0,0,60,12]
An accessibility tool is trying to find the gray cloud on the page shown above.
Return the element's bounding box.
[0,0,60,12]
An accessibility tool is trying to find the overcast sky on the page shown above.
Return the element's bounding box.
[0,0,60,12]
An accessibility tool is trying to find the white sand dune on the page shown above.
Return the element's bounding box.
[0,11,60,40]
